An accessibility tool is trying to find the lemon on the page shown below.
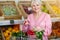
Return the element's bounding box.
[8,27,12,32]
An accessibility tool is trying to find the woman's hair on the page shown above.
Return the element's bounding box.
[31,0,42,5]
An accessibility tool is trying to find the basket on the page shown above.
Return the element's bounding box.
[0,1,21,20]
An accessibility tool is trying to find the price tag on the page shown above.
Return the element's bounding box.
[10,20,14,24]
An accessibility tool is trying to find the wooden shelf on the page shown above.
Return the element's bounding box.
[0,20,24,26]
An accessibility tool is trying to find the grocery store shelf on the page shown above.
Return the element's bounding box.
[0,20,24,26]
[0,18,60,26]
[51,18,60,22]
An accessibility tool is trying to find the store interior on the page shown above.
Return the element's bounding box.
[0,0,60,40]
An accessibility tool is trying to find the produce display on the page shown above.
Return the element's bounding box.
[42,5,49,13]
[51,5,60,16]
[1,5,18,16]
[50,22,60,38]
[1,25,20,40]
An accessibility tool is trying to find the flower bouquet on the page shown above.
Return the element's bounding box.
[26,25,44,40]
[27,29,44,40]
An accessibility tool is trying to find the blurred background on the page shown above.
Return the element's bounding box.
[0,0,60,40]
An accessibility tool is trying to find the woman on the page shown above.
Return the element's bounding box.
[23,0,52,40]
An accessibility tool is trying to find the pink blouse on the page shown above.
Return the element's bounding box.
[23,12,52,40]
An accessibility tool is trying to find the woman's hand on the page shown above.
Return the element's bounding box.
[24,20,29,25]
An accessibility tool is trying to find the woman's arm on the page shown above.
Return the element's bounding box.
[22,15,30,32]
[44,14,52,36]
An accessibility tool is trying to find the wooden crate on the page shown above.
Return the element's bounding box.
[18,1,31,18]
[43,1,60,17]
[1,24,20,40]
[0,1,21,20]
[56,0,60,8]
[0,8,4,20]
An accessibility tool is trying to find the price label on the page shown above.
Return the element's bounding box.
[10,20,14,24]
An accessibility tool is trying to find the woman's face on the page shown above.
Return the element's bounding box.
[31,2,41,13]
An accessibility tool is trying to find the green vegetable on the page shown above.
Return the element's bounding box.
[12,31,26,37]
[12,32,17,37]
[35,30,44,40]
[42,5,49,13]
[17,31,26,37]
[2,5,18,16]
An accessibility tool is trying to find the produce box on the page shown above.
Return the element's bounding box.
[43,1,60,17]
[48,21,60,39]
[18,1,31,18]
[52,22,60,37]
[0,1,21,20]
[1,24,20,40]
